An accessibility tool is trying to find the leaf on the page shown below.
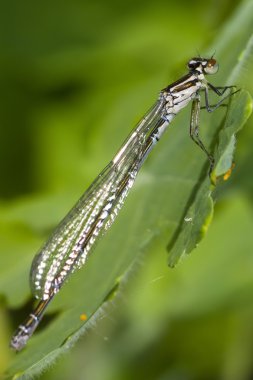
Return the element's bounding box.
[214,90,252,177]
[2,1,253,379]
[167,90,252,267]
[167,29,253,266]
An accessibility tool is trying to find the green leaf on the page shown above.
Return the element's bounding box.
[2,1,253,379]
[167,89,252,267]
[167,30,253,266]
[214,90,252,177]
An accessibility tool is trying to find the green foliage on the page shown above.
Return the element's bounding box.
[0,0,252,379]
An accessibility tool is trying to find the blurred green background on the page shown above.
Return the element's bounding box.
[0,0,253,379]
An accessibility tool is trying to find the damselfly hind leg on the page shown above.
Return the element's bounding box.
[190,96,215,174]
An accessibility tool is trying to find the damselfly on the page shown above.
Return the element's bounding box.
[10,57,236,351]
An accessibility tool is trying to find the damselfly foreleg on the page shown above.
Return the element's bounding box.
[205,84,239,112]
[208,83,236,96]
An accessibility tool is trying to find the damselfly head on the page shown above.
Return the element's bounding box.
[187,57,219,75]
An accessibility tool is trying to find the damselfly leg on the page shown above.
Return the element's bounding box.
[204,84,239,113]
[190,84,238,174]
[208,83,236,96]
[190,95,215,172]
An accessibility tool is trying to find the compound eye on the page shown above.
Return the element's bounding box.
[204,58,219,74]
